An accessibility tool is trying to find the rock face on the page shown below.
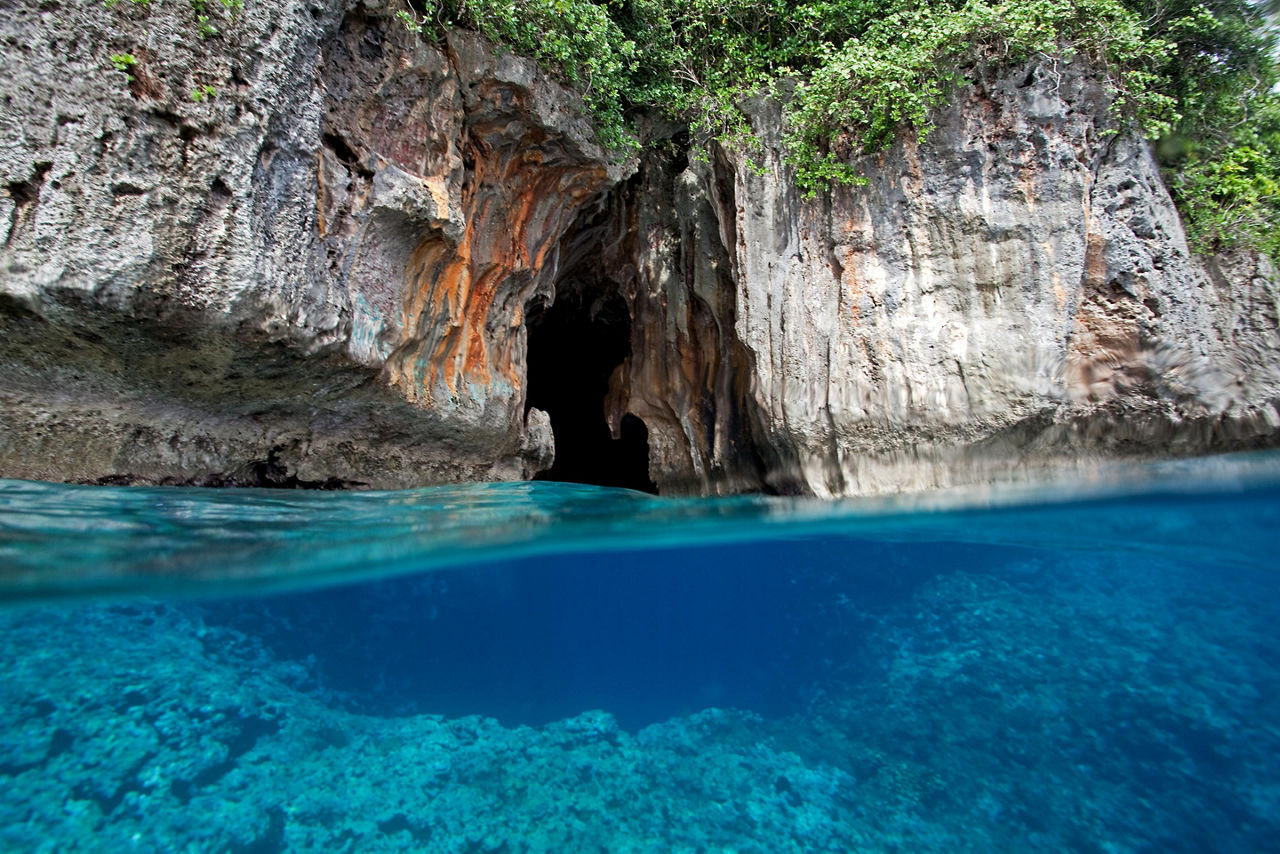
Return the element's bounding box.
[0,0,619,487]
[598,68,1280,495]
[1,0,1277,493]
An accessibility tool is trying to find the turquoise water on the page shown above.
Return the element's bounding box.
[2,454,1279,851]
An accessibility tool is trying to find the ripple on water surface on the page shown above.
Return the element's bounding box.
[0,453,1278,851]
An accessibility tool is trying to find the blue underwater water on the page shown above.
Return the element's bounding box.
[2,454,1280,851]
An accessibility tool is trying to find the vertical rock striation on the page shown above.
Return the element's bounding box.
[0,2,1275,493]
[603,64,1280,495]
[0,0,622,487]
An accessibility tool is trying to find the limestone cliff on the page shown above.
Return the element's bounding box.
[1,0,1277,493]
[0,0,615,487]
[599,71,1280,495]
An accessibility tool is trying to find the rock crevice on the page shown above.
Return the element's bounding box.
[0,1,1276,493]
[0,0,623,487]
[600,61,1280,495]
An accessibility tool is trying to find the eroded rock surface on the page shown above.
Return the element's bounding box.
[0,0,618,487]
[601,65,1280,495]
[1,1,1276,493]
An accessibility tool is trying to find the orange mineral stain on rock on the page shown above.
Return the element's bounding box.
[1083,232,1108,290]
[1065,232,1146,402]
[315,151,329,239]
[387,133,611,407]
[1039,240,1067,311]
[424,175,449,218]
[842,248,863,321]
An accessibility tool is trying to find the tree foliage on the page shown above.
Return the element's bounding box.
[406,0,1277,255]
[1130,0,1280,256]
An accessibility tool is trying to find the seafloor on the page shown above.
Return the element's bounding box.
[2,538,1277,852]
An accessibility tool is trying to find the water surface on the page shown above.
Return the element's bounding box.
[2,454,1278,851]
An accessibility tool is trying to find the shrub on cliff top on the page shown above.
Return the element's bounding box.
[779,0,1178,195]
[106,0,1278,253]
[406,0,1276,256]
[1129,0,1280,256]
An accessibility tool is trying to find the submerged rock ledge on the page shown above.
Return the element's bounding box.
[2,0,1277,494]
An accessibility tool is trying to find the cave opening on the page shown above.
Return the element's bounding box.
[525,287,657,493]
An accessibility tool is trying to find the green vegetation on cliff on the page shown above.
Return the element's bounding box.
[103,0,1277,254]
[403,0,1278,256]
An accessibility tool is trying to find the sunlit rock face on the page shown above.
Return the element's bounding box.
[605,65,1280,496]
[0,0,619,487]
[0,1,1275,493]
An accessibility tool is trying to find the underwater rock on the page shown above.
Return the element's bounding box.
[3,531,1277,852]
[0,604,859,852]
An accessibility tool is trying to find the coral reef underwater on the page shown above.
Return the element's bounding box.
[2,530,1278,852]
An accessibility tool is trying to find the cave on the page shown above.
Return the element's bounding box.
[525,286,657,493]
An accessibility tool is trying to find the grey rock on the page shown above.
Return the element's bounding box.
[0,0,619,487]
[602,61,1280,495]
[0,3,1274,493]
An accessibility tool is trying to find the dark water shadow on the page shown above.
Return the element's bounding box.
[198,535,1015,730]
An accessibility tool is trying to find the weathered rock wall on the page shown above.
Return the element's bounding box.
[0,0,618,486]
[1,1,1276,493]
[604,65,1280,495]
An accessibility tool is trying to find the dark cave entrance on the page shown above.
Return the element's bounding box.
[525,288,657,493]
